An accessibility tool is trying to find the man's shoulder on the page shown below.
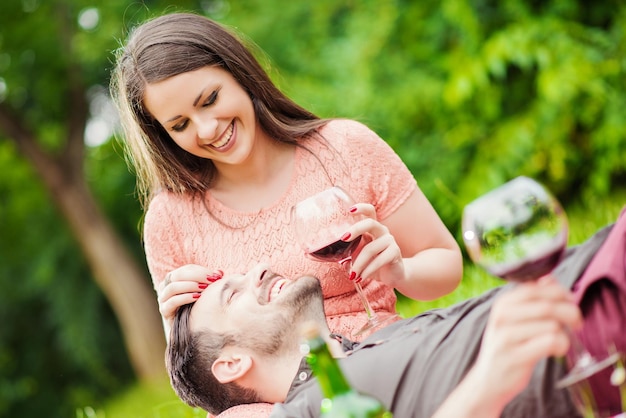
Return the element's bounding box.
[552,222,615,289]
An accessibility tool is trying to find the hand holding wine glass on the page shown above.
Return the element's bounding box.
[292,186,398,337]
[461,176,620,390]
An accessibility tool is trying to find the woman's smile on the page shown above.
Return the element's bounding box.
[208,120,236,151]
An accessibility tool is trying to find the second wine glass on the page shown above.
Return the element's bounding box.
[461,176,620,391]
[291,186,398,337]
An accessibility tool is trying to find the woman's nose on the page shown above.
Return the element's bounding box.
[195,115,218,141]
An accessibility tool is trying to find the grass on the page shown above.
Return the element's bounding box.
[88,191,626,417]
[75,378,203,418]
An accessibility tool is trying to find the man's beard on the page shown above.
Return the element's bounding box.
[243,276,326,356]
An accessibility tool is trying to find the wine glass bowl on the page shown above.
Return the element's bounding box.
[292,186,398,338]
[462,176,569,282]
[292,187,361,266]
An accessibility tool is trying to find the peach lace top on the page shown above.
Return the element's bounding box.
[144,119,417,338]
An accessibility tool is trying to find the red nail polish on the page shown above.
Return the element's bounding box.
[356,276,363,284]
[207,274,221,282]
[349,206,357,213]
[192,293,201,299]
[341,232,351,241]
[349,271,356,281]
[198,283,209,289]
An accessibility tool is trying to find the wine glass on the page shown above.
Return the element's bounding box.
[461,176,620,389]
[291,186,398,337]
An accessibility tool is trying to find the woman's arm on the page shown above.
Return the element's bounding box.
[383,188,462,300]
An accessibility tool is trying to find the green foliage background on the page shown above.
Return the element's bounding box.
[0,0,624,417]
[226,0,626,224]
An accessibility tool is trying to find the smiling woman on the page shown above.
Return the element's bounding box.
[110,14,462,418]
[111,9,462,335]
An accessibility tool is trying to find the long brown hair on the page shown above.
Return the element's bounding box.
[110,12,330,208]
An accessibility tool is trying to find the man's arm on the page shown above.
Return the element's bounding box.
[432,277,581,418]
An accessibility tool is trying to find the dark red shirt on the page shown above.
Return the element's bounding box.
[572,207,626,415]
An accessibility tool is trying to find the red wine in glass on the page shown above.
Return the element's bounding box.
[307,236,363,263]
[488,240,566,282]
[292,186,398,338]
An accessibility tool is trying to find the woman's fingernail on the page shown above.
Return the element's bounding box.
[198,283,209,289]
[192,293,201,299]
[355,276,363,284]
[349,271,356,281]
[341,232,351,241]
[207,273,221,282]
[349,206,357,213]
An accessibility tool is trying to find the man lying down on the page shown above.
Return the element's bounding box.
[166,209,626,418]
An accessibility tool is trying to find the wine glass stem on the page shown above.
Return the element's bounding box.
[339,258,376,320]
[567,327,593,366]
[355,281,376,319]
[555,323,621,389]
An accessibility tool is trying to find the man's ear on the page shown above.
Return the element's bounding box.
[211,352,253,384]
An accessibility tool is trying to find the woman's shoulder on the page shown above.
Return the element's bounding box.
[319,118,378,137]
[145,190,196,219]
[315,119,386,152]
[146,189,174,209]
[143,191,203,243]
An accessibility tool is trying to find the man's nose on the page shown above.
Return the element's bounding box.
[246,263,272,288]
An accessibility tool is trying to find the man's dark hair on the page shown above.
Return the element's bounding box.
[166,304,262,414]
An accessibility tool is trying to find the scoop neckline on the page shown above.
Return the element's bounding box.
[203,145,303,216]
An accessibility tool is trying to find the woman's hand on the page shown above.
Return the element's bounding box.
[158,264,223,325]
[342,202,406,288]
[342,189,462,301]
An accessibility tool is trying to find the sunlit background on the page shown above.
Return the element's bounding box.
[1,0,625,416]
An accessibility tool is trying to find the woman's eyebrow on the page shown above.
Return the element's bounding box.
[164,88,207,123]
[166,114,183,123]
[192,88,206,107]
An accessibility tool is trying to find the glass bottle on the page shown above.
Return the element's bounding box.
[301,322,393,418]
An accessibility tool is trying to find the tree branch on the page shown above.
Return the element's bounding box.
[0,101,50,168]
[56,2,88,173]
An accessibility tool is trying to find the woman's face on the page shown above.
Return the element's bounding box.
[143,66,260,165]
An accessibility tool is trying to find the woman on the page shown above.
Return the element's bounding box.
[110,12,462,341]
